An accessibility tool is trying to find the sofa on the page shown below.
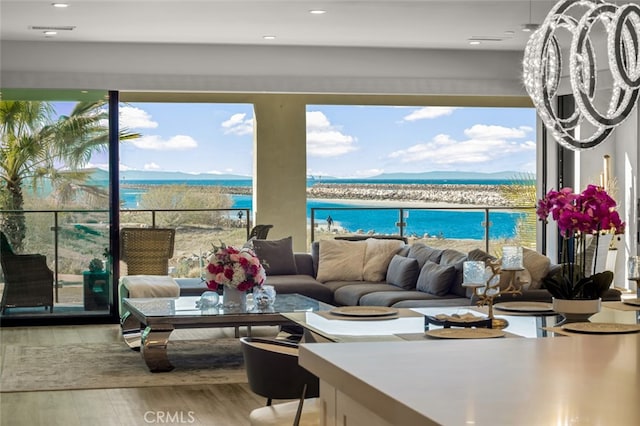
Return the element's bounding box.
[251,236,622,308]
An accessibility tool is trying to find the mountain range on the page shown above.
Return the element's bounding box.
[88,168,531,182]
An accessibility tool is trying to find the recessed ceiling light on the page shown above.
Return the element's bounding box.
[44,31,57,36]
[469,41,481,45]
[263,35,276,40]
[52,3,69,8]
[309,10,326,15]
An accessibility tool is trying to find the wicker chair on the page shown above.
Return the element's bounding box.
[119,227,176,348]
[249,224,273,240]
[0,231,54,314]
[120,227,175,275]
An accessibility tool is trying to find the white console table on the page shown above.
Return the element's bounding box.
[299,334,640,425]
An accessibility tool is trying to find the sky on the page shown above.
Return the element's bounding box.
[79,102,537,178]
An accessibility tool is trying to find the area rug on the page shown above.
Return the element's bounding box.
[1,337,250,392]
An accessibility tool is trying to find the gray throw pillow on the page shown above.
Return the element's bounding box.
[416,261,456,296]
[251,236,298,275]
[386,255,420,289]
[408,243,443,269]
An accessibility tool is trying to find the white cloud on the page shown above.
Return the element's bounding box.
[402,107,457,122]
[464,124,528,140]
[222,113,254,136]
[143,162,161,170]
[388,123,534,167]
[129,135,198,150]
[120,106,158,129]
[306,111,357,157]
[353,168,385,178]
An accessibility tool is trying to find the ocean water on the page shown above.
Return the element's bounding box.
[120,179,525,240]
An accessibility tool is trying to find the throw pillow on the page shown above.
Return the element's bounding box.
[362,238,405,282]
[316,239,367,282]
[416,261,456,296]
[386,255,420,289]
[467,248,497,264]
[407,243,443,269]
[251,236,298,276]
[523,248,551,289]
[498,268,532,290]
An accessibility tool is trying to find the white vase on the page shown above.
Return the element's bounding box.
[552,297,601,325]
[222,285,246,310]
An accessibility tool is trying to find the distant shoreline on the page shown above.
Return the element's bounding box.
[121,182,515,207]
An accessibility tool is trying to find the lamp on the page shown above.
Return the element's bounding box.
[523,0,640,151]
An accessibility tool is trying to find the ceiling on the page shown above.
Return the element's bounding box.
[1,0,568,52]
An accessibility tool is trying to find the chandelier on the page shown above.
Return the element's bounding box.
[523,0,640,151]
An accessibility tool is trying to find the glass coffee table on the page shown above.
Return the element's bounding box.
[123,293,332,372]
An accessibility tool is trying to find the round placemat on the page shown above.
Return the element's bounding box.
[425,328,505,339]
[329,306,399,317]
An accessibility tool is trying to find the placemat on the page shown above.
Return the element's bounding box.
[316,308,423,321]
[603,301,640,311]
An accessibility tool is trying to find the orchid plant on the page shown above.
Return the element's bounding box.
[536,185,625,300]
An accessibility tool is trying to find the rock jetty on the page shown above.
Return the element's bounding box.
[223,183,510,206]
[306,183,509,205]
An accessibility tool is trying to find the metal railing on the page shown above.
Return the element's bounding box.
[1,204,536,307]
[0,208,251,303]
[310,205,537,253]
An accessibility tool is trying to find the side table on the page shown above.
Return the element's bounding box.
[83,271,109,310]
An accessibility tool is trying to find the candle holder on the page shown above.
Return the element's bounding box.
[462,257,524,329]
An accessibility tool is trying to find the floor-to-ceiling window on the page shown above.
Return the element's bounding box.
[0,89,115,324]
[305,104,538,254]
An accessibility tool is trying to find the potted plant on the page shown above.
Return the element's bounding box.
[88,258,105,273]
[537,185,625,322]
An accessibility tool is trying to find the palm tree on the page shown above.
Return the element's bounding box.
[0,100,139,251]
[499,172,537,249]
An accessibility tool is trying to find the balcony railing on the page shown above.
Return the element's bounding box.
[1,205,536,312]
[309,205,537,254]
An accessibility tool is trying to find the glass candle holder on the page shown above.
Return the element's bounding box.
[628,256,640,280]
[502,246,523,270]
[463,261,486,285]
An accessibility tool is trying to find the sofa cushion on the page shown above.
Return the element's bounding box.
[263,274,333,304]
[316,239,367,282]
[523,248,551,289]
[439,250,469,298]
[362,238,405,282]
[408,243,443,269]
[359,290,452,307]
[251,236,298,275]
[333,283,399,306]
[386,255,420,289]
[416,261,456,296]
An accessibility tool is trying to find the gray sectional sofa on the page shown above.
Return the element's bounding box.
[254,237,621,308]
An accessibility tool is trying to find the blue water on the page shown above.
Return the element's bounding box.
[120,179,525,240]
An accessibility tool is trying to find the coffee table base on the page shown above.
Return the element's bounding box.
[141,326,175,372]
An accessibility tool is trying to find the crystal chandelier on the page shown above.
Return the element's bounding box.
[523,0,640,151]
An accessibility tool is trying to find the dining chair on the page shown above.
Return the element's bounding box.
[248,224,274,240]
[240,337,320,426]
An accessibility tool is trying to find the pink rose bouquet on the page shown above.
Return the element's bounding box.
[204,242,266,292]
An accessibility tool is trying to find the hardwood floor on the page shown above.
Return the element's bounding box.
[0,324,269,426]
